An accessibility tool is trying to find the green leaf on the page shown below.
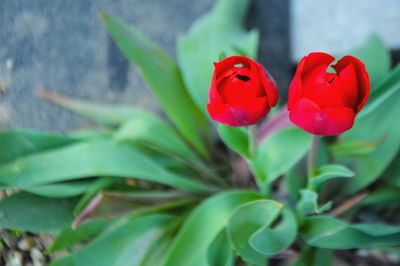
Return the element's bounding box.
[296,189,332,215]
[301,216,400,249]
[249,205,298,256]
[51,214,174,266]
[350,34,390,87]
[24,180,93,198]
[329,139,379,156]
[74,177,115,215]
[100,13,209,156]
[310,164,354,187]
[207,230,235,266]
[114,114,198,161]
[294,247,333,266]
[359,64,400,117]
[227,200,297,265]
[217,125,249,158]
[37,90,145,128]
[163,190,262,266]
[256,127,312,184]
[177,0,259,114]
[0,192,77,233]
[48,219,108,253]
[359,187,400,206]
[337,74,400,194]
[0,141,213,194]
[0,130,75,164]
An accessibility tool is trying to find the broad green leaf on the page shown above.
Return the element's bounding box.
[0,141,213,194]
[301,216,400,249]
[207,230,235,266]
[0,130,75,164]
[114,114,198,161]
[24,180,93,198]
[51,214,174,266]
[227,200,297,265]
[68,129,111,141]
[163,190,262,266]
[249,205,297,256]
[48,219,108,253]
[359,187,400,206]
[329,139,379,156]
[383,154,400,187]
[310,164,354,187]
[37,90,145,128]
[217,125,249,158]
[337,76,400,194]
[177,0,259,114]
[0,192,77,233]
[100,13,209,156]
[296,189,332,215]
[359,64,400,117]
[294,247,333,266]
[350,34,390,87]
[256,127,312,184]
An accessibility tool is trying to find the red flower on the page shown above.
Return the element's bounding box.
[207,56,278,126]
[288,52,370,136]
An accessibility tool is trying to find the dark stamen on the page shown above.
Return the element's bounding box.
[236,74,250,82]
[328,77,335,84]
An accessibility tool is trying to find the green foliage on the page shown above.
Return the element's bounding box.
[301,216,400,249]
[217,125,250,158]
[24,180,93,198]
[48,219,108,252]
[177,0,259,114]
[163,191,262,266]
[0,141,213,193]
[336,67,400,194]
[100,13,210,156]
[51,214,174,266]
[296,189,332,215]
[227,200,297,265]
[310,164,354,187]
[0,193,77,233]
[255,127,312,184]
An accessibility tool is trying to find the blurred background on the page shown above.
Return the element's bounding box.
[0,0,399,132]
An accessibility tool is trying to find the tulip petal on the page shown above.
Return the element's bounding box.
[289,98,355,136]
[334,55,370,113]
[207,97,270,126]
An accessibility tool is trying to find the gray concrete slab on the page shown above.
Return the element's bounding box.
[291,0,400,61]
[0,0,214,132]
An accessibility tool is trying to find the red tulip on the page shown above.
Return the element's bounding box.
[207,56,278,126]
[288,52,370,136]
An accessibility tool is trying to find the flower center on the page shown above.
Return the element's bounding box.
[236,74,251,82]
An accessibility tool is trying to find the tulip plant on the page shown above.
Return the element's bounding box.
[0,0,399,265]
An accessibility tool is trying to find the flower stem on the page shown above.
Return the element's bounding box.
[307,135,320,190]
[247,125,270,197]
[248,125,258,158]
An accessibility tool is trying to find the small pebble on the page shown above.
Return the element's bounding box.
[6,251,23,266]
[17,237,34,251]
[356,249,369,257]
[387,252,400,263]
[30,248,45,266]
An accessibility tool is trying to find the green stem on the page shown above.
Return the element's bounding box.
[307,135,320,190]
[247,125,270,197]
[248,125,258,157]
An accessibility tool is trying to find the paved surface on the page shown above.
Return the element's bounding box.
[0,0,290,132]
[291,0,400,61]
